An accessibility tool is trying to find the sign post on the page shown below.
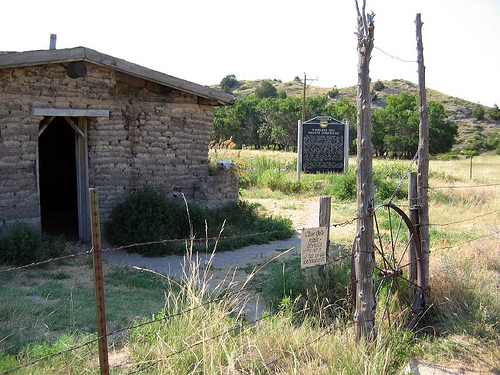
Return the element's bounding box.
[297,119,303,181]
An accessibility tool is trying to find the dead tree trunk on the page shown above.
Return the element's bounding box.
[354,0,376,341]
[416,13,430,307]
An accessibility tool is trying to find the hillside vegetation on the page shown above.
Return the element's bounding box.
[213,78,500,154]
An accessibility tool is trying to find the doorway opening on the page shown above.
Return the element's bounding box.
[38,117,79,239]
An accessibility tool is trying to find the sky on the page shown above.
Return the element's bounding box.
[1,0,499,107]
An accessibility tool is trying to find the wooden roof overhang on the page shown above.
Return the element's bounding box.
[0,47,234,106]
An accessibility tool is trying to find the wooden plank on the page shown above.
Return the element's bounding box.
[38,116,55,137]
[32,108,109,117]
[65,117,85,138]
[0,47,85,68]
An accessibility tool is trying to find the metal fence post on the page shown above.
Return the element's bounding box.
[89,189,109,375]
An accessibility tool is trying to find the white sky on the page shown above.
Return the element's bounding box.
[2,0,499,107]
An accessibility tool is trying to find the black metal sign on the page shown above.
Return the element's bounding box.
[302,116,346,173]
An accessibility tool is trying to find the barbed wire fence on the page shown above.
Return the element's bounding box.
[0,212,358,374]
[1,175,499,373]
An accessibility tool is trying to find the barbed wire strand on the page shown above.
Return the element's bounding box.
[128,285,354,375]
[0,211,401,373]
[424,208,500,227]
[430,230,499,254]
[259,325,335,372]
[1,337,97,375]
[0,216,359,274]
[127,310,277,374]
[0,248,94,274]
[259,320,358,372]
[428,183,500,189]
[1,240,356,374]
[387,139,426,204]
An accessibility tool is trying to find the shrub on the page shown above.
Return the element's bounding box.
[255,80,278,99]
[374,175,406,202]
[373,80,385,91]
[327,87,339,98]
[473,104,485,120]
[105,186,193,255]
[489,104,500,121]
[437,152,460,161]
[220,74,238,93]
[324,169,357,201]
[105,186,294,256]
[0,223,66,266]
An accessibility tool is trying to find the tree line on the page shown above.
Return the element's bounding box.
[213,89,457,157]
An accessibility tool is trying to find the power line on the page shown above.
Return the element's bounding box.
[374,46,416,63]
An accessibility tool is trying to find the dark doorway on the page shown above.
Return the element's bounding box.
[38,117,79,239]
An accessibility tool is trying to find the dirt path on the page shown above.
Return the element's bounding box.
[102,197,320,320]
[103,198,319,280]
[103,197,320,278]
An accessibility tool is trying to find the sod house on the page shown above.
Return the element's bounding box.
[0,47,236,241]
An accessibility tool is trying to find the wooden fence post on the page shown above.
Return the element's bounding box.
[354,0,376,341]
[416,13,431,307]
[319,196,331,246]
[317,196,331,277]
[89,189,109,375]
[408,173,418,290]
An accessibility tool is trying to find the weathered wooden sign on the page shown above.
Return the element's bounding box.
[301,116,348,173]
[301,226,328,269]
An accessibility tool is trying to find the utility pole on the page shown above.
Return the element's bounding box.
[301,73,318,123]
[302,73,306,123]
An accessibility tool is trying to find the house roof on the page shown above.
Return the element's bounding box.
[0,47,234,106]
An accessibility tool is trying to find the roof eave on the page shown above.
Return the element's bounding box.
[0,47,235,106]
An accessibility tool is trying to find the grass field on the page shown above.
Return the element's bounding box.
[1,151,499,374]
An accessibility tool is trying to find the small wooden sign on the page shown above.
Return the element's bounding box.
[301,227,328,269]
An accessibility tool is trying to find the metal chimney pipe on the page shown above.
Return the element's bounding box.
[49,34,57,50]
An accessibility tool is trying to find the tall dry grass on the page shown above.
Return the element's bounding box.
[423,158,500,369]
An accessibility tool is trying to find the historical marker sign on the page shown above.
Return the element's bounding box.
[301,116,348,173]
[301,226,328,269]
